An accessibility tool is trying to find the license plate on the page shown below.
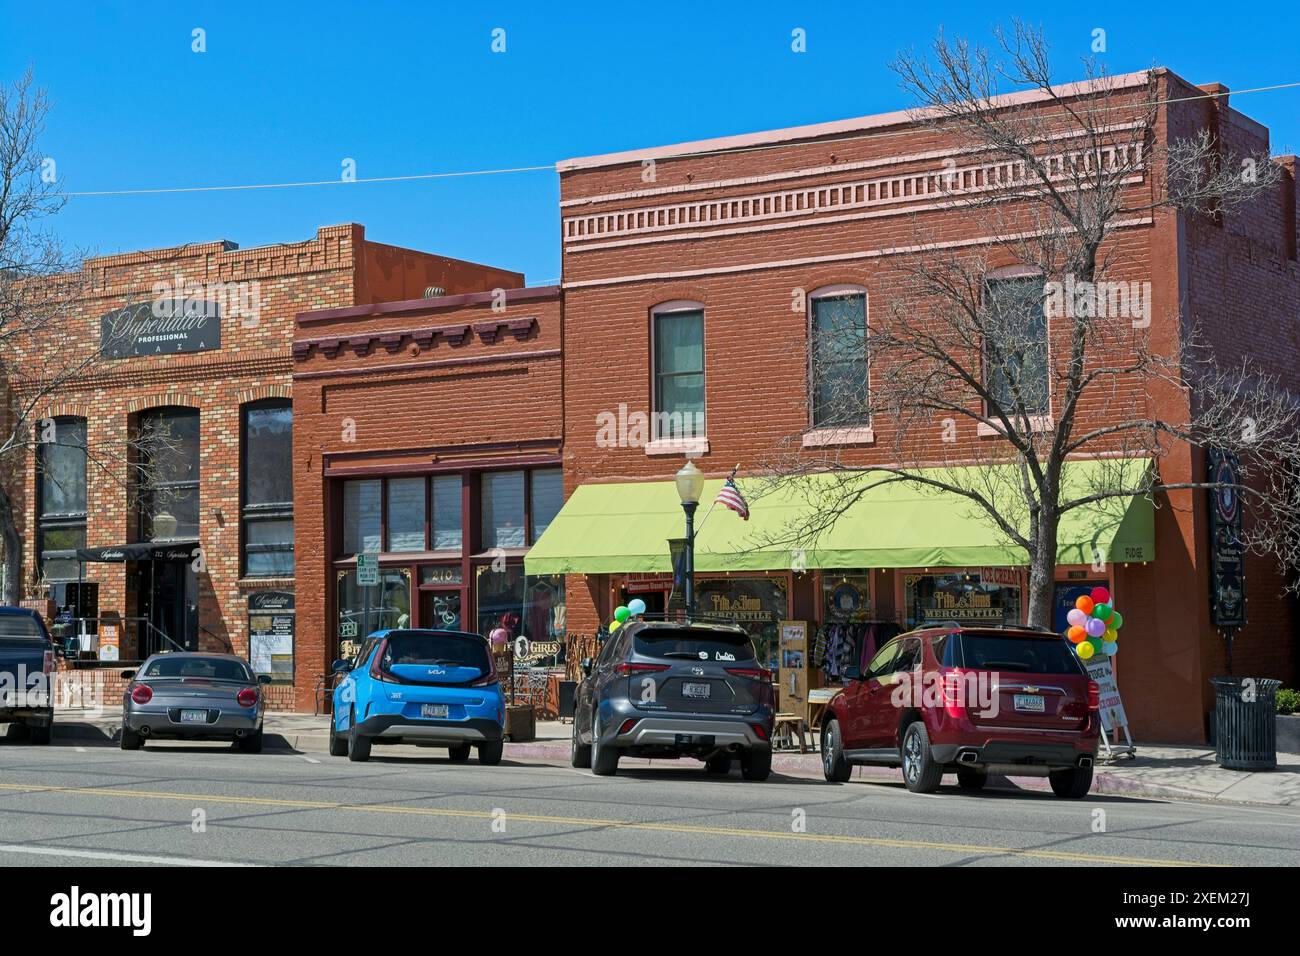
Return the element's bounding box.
[1013,694,1045,713]
[180,709,208,723]
[421,703,449,719]
[681,682,711,699]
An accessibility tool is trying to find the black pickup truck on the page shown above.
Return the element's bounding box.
[0,607,55,744]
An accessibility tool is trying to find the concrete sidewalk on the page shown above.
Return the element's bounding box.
[45,707,1300,807]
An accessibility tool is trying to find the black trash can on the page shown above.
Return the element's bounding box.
[1210,677,1281,770]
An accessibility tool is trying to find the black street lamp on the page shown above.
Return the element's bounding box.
[674,461,706,621]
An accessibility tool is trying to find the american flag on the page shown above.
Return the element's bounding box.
[714,476,750,521]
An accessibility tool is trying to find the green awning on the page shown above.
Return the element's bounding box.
[524,459,1155,575]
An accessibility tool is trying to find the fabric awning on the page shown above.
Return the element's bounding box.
[524,459,1155,575]
[76,541,200,563]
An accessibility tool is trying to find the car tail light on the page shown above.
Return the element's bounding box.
[725,666,772,681]
[617,719,637,735]
[236,688,259,708]
[941,669,967,719]
[1087,680,1100,712]
[42,649,54,674]
[469,654,499,687]
[615,662,669,676]
[751,723,768,741]
[131,684,152,705]
[369,642,389,681]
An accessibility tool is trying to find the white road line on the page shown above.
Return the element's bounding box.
[297,755,321,765]
[74,747,86,753]
[0,844,256,867]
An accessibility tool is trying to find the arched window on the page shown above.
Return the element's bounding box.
[241,400,293,576]
[37,417,87,603]
[651,301,706,441]
[808,285,869,428]
[137,407,201,542]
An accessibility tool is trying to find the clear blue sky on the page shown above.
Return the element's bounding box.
[3,1,1298,286]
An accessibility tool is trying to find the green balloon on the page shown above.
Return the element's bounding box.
[614,606,630,623]
[1110,611,1123,630]
[1092,603,1111,619]
[1088,636,1104,652]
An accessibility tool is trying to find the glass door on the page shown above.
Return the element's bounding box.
[420,590,463,630]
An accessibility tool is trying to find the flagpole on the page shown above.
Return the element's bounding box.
[693,463,739,536]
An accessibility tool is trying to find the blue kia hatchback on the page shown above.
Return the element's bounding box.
[330,628,505,764]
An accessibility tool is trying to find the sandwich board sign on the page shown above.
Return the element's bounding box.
[1084,655,1136,759]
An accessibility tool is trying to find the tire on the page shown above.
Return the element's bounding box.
[27,720,52,746]
[900,721,943,793]
[238,728,264,754]
[704,754,733,775]
[346,708,371,762]
[570,719,592,768]
[1049,765,1094,799]
[120,725,142,751]
[740,747,772,781]
[477,740,503,766]
[328,718,347,757]
[956,768,988,791]
[821,719,852,782]
[590,715,618,776]
[448,743,472,762]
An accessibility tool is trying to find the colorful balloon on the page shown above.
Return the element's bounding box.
[1077,641,1096,659]
[1090,586,1111,605]
[1067,608,1087,628]
[1085,617,1106,638]
[609,620,622,633]
[1102,641,1118,655]
[1110,611,1123,630]
[627,598,647,616]
[1092,603,1111,620]
[613,606,630,623]
[1067,625,1087,643]
[1075,595,1095,615]
[1103,628,1118,643]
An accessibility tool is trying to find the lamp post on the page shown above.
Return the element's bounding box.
[674,461,706,620]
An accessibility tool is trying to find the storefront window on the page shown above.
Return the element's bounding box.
[694,576,788,672]
[481,471,525,548]
[432,475,462,551]
[903,571,1022,629]
[530,469,563,542]
[822,572,872,622]
[476,565,566,642]
[138,407,200,541]
[343,479,381,554]
[336,568,411,648]
[386,477,426,552]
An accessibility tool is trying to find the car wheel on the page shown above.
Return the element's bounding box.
[477,740,504,766]
[591,714,618,776]
[570,719,592,768]
[740,747,772,782]
[328,717,347,757]
[821,719,852,782]
[27,720,52,746]
[120,725,142,751]
[956,768,988,791]
[704,753,733,775]
[448,743,472,762]
[238,728,264,754]
[347,708,371,762]
[900,721,942,793]
[1049,765,1094,799]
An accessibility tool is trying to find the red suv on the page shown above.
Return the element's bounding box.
[820,625,1100,798]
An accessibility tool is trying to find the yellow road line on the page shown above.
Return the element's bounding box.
[0,782,1213,866]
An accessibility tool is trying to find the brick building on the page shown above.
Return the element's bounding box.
[290,285,563,712]
[15,223,518,707]
[526,68,1300,743]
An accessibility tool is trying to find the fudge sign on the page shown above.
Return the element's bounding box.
[100,298,222,357]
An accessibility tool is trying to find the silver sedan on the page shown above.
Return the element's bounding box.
[121,653,269,753]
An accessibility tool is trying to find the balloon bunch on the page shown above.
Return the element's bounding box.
[609,598,647,633]
[1065,586,1123,660]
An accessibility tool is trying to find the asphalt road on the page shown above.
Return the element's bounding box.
[1,738,1297,866]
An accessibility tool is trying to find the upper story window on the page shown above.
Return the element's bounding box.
[482,471,526,549]
[242,401,293,577]
[983,275,1049,417]
[343,479,382,554]
[809,287,869,428]
[138,407,200,542]
[37,417,87,584]
[341,475,464,556]
[651,302,705,440]
[530,469,563,542]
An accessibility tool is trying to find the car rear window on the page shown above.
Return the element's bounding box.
[0,616,44,642]
[143,657,252,681]
[633,627,755,663]
[381,632,490,671]
[957,631,1085,675]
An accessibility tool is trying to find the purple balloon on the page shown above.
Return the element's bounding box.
[1066,608,1087,628]
[1085,617,1106,638]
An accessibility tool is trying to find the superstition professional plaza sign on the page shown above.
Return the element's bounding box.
[100,297,222,357]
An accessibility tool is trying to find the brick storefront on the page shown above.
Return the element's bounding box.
[16,223,519,708]
[545,68,1300,743]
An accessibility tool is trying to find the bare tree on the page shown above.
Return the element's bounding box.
[758,22,1300,629]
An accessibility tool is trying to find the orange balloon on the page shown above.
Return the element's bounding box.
[1075,596,1095,615]
[1067,625,1087,643]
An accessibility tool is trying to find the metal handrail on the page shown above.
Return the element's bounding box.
[142,619,186,654]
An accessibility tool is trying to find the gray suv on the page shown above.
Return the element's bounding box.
[570,620,775,780]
